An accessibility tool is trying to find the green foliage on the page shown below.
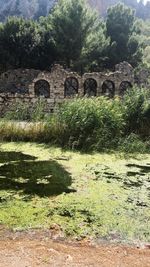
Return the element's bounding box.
[31,99,47,122]
[4,99,47,122]
[122,87,150,136]
[49,97,124,150]
[143,46,150,67]
[0,17,41,69]
[1,88,150,152]
[0,1,148,71]
[4,101,30,121]
[50,0,109,72]
[135,19,150,67]
[118,134,149,153]
[37,16,57,69]
[0,16,56,70]
[106,3,142,68]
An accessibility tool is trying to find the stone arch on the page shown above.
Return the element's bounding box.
[102,80,115,98]
[34,79,50,98]
[119,81,132,95]
[84,78,97,97]
[64,77,79,97]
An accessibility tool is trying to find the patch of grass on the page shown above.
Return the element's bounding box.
[0,198,50,230]
[118,134,149,153]
[4,99,47,122]
[0,142,150,242]
[0,120,50,142]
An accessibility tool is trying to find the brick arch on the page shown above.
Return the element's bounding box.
[34,79,50,98]
[102,80,115,98]
[84,78,97,97]
[64,77,79,97]
[119,81,132,95]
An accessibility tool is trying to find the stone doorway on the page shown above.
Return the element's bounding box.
[84,78,97,96]
[34,79,50,98]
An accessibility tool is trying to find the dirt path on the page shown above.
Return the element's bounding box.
[0,230,150,267]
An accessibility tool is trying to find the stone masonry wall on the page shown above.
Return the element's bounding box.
[0,62,135,116]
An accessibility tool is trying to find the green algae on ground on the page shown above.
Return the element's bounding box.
[0,142,150,242]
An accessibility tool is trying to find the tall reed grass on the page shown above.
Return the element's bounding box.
[0,87,149,152]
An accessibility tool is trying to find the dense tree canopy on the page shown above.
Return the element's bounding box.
[50,0,109,72]
[106,3,142,68]
[0,17,41,69]
[0,0,148,73]
[0,16,57,70]
[136,19,150,66]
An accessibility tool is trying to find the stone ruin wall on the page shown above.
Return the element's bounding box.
[0,62,145,116]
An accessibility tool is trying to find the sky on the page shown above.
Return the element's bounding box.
[143,0,150,3]
[137,0,150,3]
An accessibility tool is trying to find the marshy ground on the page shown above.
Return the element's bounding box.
[0,142,150,266]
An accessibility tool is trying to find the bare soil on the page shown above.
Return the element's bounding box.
[0,228,150,267]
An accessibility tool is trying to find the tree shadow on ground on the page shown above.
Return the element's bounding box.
[0,152,73,197]
[87,163,150,191]
[0,151,37,163]
[126,163,150,174]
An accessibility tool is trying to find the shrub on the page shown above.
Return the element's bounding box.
[1,89,150,152]
[4,101,30,121]
[51,97,124,151]
[122,87,150,137]
[30,99,47,122]
[3,99,47,122]
[118,133,149,153]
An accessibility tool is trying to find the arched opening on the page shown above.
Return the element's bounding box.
[119,81,132,96]
[84,78,97,97]
[64,77,79,97]
[34,79,50,98]
[102,80,115,98]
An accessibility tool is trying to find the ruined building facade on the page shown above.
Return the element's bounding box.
[0,62,147,115]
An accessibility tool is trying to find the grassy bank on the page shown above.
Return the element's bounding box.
[0,88,150,153]
[0,142,150,243]
[1,88,150,153]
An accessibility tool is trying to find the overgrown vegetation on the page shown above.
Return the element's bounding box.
[122,87,150,137]
[0,142,149,242]
[4,99,47,122]
[1,88,149,153]
[0,0,149,246]
[51,96,124,150]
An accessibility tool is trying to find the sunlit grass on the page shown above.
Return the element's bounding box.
[0,142,150,243]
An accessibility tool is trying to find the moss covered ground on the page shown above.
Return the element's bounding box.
[0,142,150,243]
